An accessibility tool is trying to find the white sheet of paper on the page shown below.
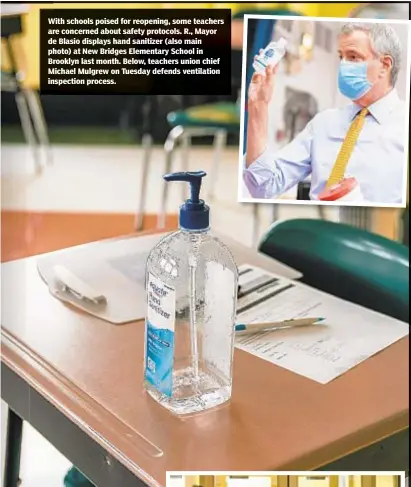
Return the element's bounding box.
[37,234,301,324]
[167,477,184,487]
[236,265,409,384]
[37,236,161,324]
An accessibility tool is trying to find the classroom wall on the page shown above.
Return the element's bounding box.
[268,34,340,154]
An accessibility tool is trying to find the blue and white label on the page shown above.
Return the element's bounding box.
[144,273,176,397]
[264,48,274,59]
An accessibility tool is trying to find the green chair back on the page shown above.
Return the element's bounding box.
[64,467,95,487]
[259,219,409,323]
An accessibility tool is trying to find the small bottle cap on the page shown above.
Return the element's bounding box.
[163,171,209,230]
[276,37,288,49]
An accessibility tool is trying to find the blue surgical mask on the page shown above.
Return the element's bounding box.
[338,60,372,100]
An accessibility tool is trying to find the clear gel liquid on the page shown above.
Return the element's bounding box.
[144,229,237,415]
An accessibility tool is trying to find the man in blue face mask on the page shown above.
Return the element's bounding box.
[243,22,407,205]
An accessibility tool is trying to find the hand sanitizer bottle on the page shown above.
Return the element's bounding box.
[144,171,238,415]
[253,37,287,74]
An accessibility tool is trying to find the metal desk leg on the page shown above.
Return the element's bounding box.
[318,205,327,220]
[25,89,53,165]
[272,204,280,223]
[180,132,191,201]
[4,408,23,487]
[208,129,227,200]
[134,133,153,231]
[4,36,42,173]
[158,126,184,229]
[252,203,260,247]
[14,91,41,172]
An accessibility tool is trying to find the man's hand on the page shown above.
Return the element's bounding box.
[248,55,278,105]
[245,56,278,167]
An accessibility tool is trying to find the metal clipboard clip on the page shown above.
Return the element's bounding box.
[51,265,107,307]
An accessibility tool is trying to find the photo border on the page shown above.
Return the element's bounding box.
[167,472,406,485]
[237,14,411,209]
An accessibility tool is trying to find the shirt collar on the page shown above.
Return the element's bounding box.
[349,88,399,124]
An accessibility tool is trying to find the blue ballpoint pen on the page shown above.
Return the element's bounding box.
[235,317,325,334]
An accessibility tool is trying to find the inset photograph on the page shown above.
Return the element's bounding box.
[167,474,405,487]
[238,15,410,207]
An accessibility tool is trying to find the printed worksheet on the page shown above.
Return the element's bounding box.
[236,265,409,384]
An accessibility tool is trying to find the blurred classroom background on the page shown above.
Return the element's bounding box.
[0,2,409,486]
[1,2,409,264]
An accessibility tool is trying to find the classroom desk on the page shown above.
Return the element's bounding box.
[1,232,409,487]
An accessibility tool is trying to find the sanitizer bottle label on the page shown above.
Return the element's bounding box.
[145,273,176,397]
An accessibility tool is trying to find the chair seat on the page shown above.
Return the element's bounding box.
[167,102,240,130]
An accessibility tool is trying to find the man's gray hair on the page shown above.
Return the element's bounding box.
[339,22,402,86]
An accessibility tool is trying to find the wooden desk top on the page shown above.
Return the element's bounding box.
[1,233,409,487]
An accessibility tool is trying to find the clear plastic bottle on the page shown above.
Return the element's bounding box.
[144,171,238,415]
[253,37,287,74]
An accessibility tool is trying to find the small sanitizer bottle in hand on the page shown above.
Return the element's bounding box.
[144,171,238,415]
[253,37,287,74]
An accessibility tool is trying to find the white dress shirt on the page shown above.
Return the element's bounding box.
[243,89,407,204]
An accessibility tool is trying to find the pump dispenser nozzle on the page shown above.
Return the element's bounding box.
[163,171,209,230]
